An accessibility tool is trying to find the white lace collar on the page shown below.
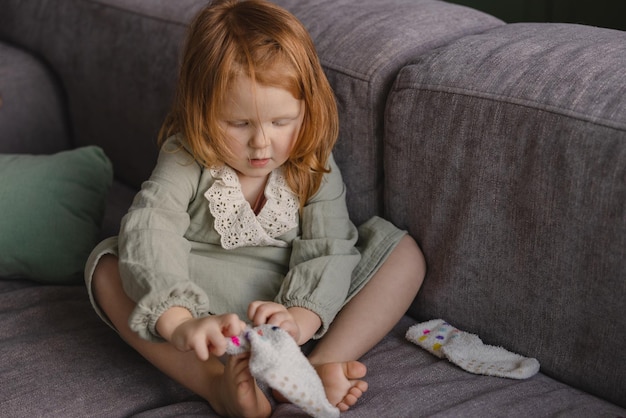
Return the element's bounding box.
[204,165,299,249]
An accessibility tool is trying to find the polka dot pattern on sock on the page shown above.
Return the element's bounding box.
[226,324,340,417]
[406,319,540,380]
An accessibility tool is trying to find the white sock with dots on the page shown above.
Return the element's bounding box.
[406,319,540,379]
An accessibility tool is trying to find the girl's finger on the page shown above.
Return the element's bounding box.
[220,313,245,336]
[191,337,210,361]
[249,301,281,325]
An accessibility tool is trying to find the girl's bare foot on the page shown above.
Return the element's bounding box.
[211,354,272,418]
[315,361,368,412]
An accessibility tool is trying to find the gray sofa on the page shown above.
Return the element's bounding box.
[1,0,624,416]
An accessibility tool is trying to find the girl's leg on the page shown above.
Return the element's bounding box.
[92,255,271,418]
[308,235,425,408]
[310,235,425,363]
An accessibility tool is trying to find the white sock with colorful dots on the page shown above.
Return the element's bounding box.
[226,324,340,418]
[406,319,540,379]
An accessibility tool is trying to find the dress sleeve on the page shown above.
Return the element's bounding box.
[275,154,361,338]
[118,138,211,342]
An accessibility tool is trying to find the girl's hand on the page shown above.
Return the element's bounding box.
[157,307,246,361]
[248,301,321,345]
[248,301,299,341]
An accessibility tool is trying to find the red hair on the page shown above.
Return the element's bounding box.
[159,0,339,206]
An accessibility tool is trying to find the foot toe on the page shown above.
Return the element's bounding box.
[345,361,367,379]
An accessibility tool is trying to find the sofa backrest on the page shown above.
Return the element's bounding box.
[385,22,626,407]
[0,0,206,191]
[0,0,502,225]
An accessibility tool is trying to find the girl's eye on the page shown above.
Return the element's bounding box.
[272,120,287,127]
[228,121,249,128]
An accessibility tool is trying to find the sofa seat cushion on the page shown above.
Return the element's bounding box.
[0,147,113,284]
[1,279,624,417]
[384,22,626,408]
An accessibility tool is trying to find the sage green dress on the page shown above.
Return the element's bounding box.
[85,138,405,342]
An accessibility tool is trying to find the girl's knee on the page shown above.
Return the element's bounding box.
[397,235,426,286]
[93,254,119,279]
[400,234,425,264]
[95,253,119,271]
[90,254,135,333]
[92,254,122,302]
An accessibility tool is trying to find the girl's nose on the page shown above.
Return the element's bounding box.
[250,127,269,148]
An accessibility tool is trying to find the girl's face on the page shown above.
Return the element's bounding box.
[219,74,304,182]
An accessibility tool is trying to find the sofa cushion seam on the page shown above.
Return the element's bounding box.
[83,0,189,27]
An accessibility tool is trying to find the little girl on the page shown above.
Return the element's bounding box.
[85,0,425,416]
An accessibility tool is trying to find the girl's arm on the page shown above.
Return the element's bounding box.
[118,138,211,342]
[275,154,361,340]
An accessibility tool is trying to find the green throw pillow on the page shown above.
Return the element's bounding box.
[0,146,113,284]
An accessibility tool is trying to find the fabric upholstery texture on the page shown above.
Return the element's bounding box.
[0,42,70,154]
[0,147,113,283]
[1,280,624,417]
[385,22,626,407]
[99,180,138,239]
[0,0,205,190]
[273,0,503,224]
[0,0,503,225]
[1,0,625,416]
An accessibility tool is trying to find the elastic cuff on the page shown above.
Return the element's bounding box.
[129,286,212,342]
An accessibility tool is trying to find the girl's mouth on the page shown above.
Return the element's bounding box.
[249,158,270,168]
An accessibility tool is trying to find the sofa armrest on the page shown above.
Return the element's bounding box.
[0,42,70,154]
[274,0,503,223]
[385,22,626,407]
[0,0,501,220]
